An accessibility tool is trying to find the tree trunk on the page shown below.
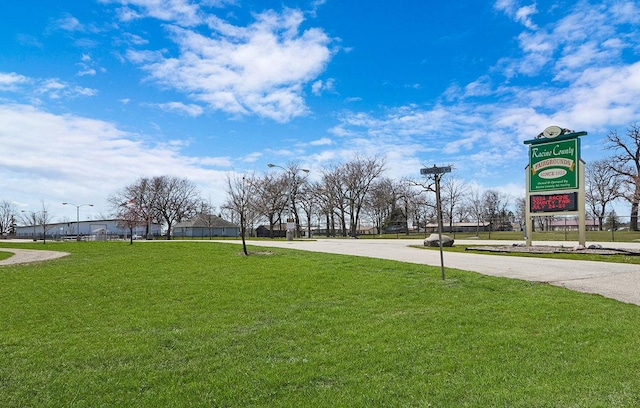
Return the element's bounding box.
[240,213,248,255]
[631,201,638,231]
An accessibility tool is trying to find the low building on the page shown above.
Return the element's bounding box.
[549,218,600,231]
[173,214,239,238]
[424,222,491,233]
[15,219,162,240]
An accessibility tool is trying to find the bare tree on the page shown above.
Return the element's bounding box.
[341,156,385,236]
[153,176,200,239]
[196,200,218,240]
[441,177,468,234]
[284,163,311,238]
[109,177,158,238]
[409,192,435,235]
[0,200,17,236]
[364,177,413,234]
[118,202,145,244]
[109,189,147,243]
[109,175,201,239]
[605,123,640,230]
[20,201,53,243]
[482,189,510,237]
[223,173,256,255]
[320,165,349,236]
[298,182,319,238]
[408,177,439,234]
[314,180,339,237]
[463,185,484,236]
[253,173,288,237]
[585,159,623,230]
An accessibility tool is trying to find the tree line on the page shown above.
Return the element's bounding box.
[223,156,516,243]
[4,124,639,240]
[224,123,640,239]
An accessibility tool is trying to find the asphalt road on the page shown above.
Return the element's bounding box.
[227,238,640,306]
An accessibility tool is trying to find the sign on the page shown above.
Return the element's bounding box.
[529,138,579,192]
[421,166,451,175]
[530,192,578,213]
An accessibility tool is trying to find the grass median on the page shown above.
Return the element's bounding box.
[1,241,639,407]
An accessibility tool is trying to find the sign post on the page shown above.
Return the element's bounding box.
[421,165,451,280]
[524,128,587,246]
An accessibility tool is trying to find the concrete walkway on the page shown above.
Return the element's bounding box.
[226,239,640,306]
[0,247,70,266]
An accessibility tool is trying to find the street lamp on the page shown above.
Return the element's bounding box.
[62,202,93,241]
[267,163,310,241]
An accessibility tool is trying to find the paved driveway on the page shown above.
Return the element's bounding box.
[228,239,640,306]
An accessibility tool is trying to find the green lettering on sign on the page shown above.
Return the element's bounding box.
[529,138,579,192]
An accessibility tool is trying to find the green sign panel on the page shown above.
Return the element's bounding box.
[529,138,579,192]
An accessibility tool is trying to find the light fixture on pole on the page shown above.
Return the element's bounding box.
[62,202,94,241]
[267,163,310,241]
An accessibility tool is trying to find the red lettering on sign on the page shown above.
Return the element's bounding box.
[530,193,577,212]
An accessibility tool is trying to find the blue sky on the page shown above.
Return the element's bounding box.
[1,0,639,222]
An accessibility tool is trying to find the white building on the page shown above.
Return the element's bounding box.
[15,219,162,240]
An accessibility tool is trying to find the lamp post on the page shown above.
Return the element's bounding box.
[62,202,93,241]
[267,163,310,241]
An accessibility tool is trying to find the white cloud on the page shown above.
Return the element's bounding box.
[312,78,336,96]
[126,8,333,122]
[494,0,538,29]
[0,104,230,216]
[156,101,204,116]
[103,0,240,27]
[514,4,538,29]
[0,72,30,91]
[54,13,84,31]
[502,1,637,79]
[105,0,203,26]
[309,137,332,146]
[242,152,263,163]
[78,69,97,76]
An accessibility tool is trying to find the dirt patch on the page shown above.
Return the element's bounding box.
[236,251,275,256]
[465,244,640,256]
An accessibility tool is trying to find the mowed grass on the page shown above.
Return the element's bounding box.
[1,242,640,407]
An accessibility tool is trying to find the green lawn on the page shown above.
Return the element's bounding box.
[1,242,639,407]
[418,244,640,264]
[368,230,640,242]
